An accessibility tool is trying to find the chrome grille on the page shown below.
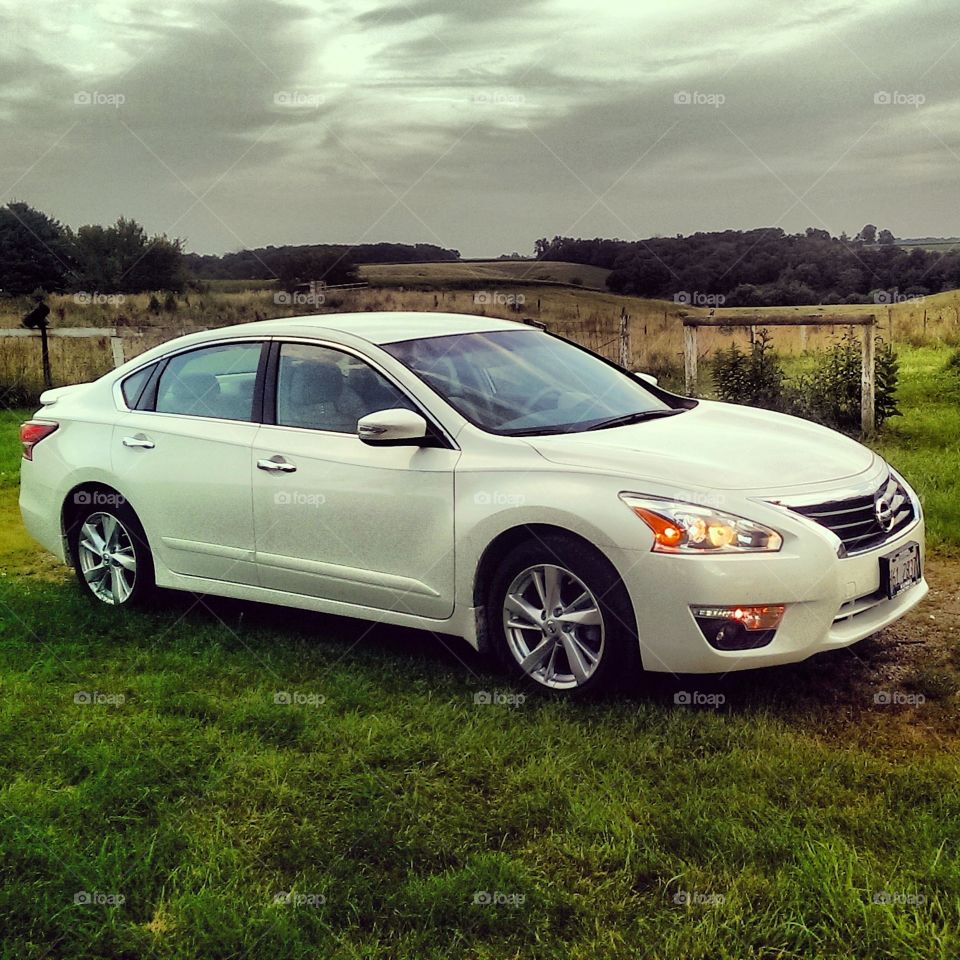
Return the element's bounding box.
[788,473,915,555]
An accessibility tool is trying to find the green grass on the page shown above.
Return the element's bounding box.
[1,349,959,957]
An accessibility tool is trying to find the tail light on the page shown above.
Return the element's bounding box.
[20,421,58,460]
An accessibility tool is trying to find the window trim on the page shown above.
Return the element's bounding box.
[264,337,456,449]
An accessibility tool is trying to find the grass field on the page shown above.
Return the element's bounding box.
[360,259,613,290]
[1,340,959,956]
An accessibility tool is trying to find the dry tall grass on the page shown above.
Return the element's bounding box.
[3,282,960,402]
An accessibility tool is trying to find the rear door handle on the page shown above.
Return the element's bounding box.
[257,456,297,473]
[122,434,155,449]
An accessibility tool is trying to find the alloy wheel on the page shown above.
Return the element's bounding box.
[502,563,605,690]
[77,512,137,605]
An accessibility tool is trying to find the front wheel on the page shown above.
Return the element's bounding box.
[487,535,641,695]
[69,499,155,607]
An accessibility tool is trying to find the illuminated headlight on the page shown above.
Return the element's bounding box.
[620,495,783,554]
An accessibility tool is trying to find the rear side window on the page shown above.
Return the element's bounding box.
[121,364,155,408]
[156,343,263,421]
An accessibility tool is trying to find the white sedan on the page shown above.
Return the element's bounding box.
[19,312,927,694]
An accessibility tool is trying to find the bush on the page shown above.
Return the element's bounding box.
[712,330,787,409]
[711,329,900,435]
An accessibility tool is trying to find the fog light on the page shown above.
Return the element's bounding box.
[692,604,785,651]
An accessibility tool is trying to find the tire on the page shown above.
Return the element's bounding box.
[486,534,641,696]
[68,495,155,608]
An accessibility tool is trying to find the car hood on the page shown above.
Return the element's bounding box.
[525,400,878,492]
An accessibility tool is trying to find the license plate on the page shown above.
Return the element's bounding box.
[880,542,922,599]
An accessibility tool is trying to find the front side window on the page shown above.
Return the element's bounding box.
[155,342,262,421]
[275,343,414,433]
[382,329,674,435]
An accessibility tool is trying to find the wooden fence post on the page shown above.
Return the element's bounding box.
[618,309,630,368]
[110,337,126,368]
[683,323,698,395]
[861,318,876,437]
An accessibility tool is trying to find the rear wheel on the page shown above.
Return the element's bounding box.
[69,498,155,607]
[487,535,640,695]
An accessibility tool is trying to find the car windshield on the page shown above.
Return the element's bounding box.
[382,329,676,435]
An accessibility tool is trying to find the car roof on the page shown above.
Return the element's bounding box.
[225,311,529,345]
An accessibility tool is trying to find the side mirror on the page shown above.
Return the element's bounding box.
[634,371,659,386]
[357,408,429,445]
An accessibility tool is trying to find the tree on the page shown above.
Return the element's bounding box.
[275,250,359,290]
[70,217,186,293]
[856,224,877,244]
[878,229,896,245]
[0,202,74,295]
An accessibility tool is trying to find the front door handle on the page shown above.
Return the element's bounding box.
[257,456,297,473]
[122,434,155,449]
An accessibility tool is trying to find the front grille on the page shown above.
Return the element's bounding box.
[788,473,915,556]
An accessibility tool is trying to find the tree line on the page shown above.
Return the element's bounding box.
[535,228,960,305]
[0,202,460,298]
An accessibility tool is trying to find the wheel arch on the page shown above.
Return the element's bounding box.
[471,522,632,652]
[60,482,139,564]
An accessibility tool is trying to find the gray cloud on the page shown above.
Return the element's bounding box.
[0,0,957,255]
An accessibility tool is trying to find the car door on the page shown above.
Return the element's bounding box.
[251,340,458,619]
[112,339,266,585]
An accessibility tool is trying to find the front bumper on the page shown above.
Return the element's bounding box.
[614,515,927,674]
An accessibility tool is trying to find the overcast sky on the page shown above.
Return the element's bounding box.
[1,0,958,256]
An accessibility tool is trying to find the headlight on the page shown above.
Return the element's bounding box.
[620,494,783,554]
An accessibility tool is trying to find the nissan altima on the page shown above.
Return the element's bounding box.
[19,312,927,694]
